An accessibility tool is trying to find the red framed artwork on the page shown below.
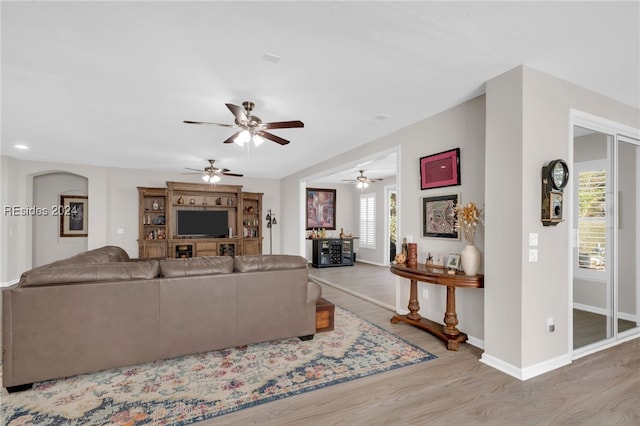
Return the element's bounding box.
[420,148,461,190]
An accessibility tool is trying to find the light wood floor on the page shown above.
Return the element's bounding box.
[308,262,396,309]
[200,265,640,426]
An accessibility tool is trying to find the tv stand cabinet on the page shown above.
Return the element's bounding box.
[138,182,263,258]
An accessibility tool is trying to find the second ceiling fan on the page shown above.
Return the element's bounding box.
[184,159,243,183]
[343,170,383,189]
[184,101,304,146]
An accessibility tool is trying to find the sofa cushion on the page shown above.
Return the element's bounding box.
[20,260,160,287]
[234,255,308,272]
[159,256,234,278]
[36,246,131,270]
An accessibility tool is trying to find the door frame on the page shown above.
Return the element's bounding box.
[570,109,640,359]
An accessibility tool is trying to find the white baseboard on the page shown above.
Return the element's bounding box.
[309,274,395,312]
[354,259,388,267]
[466,335,484,350]
[480,352,572,381]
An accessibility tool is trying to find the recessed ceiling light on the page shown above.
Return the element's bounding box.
[14,144,29,150]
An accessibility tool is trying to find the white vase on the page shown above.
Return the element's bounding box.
[461,244,481,276]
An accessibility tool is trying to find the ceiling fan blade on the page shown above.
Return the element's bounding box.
[263,120,304,129]
[183,120,236,128]
[184,167,204,172]
[226,103,247,123]
[223,131,242,144]
[222,172,244,177]
[257,130,290,145]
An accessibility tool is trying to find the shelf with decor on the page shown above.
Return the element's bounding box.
[138,182,262,258]
[138,187,168,258]
[241,192,263,255]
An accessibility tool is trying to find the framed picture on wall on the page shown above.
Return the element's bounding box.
[60,195,88,237]
[420,148,461,190]
[306,188,336,230]
[422,193,459,239]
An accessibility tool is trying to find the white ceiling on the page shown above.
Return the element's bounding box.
[2,1,638,183]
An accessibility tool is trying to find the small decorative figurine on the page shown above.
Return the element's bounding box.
[395,253,406,264]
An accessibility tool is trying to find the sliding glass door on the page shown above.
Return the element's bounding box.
[572,123,639,352]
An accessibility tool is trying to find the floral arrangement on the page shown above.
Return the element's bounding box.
[455,202,483,245]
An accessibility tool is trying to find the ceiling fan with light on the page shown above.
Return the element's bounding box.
[184,101,304,146]
[184,159,243,183]
[343,170,383,189]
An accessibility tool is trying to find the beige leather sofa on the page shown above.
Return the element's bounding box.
[2,246,321,392]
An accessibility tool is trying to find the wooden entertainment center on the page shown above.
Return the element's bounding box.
[138,181,263,258]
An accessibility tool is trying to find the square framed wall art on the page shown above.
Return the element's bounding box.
[422,193,459,239]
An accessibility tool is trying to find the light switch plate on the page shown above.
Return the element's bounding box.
[529,233,538,246]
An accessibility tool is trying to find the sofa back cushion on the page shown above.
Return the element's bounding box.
[159,256,234,278]
[234,255,308,272]
[20,260,160,287]
[35,246,131,271]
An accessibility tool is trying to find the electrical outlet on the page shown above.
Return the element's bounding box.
[546,317,555,333]
[422,288,428,299]
[529,249,538,262]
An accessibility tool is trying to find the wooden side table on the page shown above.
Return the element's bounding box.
[390,263,483,351]
[316,297,335,332]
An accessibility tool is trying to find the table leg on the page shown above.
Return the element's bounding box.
[443,286,460,337]
[406,279,421,320]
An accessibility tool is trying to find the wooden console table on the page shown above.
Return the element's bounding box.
[390,263,483,351]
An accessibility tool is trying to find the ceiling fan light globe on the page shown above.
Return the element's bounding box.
[235,130,251,145]
[252,135,265,147]
[211,174,221,183]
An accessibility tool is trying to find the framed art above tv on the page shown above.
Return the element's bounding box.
[420,148,461,190]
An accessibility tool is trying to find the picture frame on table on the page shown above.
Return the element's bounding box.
[420,148,461,190]
[59,195,88,237]
[306,188,336,230]
[422,193,459,239]
[447,254,461,270]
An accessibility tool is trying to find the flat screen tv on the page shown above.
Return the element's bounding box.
[176,210,229,238]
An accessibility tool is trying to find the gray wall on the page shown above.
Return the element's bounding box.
[483,66,639,377]
[281,95,486,342]
[32,172,88,267]
[0,159,280,283]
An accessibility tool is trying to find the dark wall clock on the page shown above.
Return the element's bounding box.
[541,159,569,226]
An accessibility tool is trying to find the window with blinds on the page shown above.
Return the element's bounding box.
[577,169,607,272]
[360,193,375,248]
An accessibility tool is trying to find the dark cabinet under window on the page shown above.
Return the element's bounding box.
[312,238,354,268]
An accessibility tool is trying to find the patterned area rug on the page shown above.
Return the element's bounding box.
[1,306,436,425]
